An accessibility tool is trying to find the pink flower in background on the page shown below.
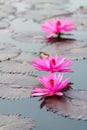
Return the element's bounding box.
[41,18,75,38]
[32,73,70,97]
[32,54,73,73]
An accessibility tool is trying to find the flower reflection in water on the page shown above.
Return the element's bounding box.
[39,88,87,121]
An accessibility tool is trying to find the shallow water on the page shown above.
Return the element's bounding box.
[0,59,87,130]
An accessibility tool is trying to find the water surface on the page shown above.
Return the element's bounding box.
[0,59,87,130]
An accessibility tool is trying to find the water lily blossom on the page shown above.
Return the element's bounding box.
[32,73,70,97]
[41,18,76,38]
[32,54,73,73]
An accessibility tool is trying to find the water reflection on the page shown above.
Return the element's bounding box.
[0,95,87,130]
[47,34,75,44]
[39,89,87,121]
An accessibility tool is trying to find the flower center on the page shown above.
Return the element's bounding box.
[56,21,61,26]
[49,79,54,87]
[50,58,56,65]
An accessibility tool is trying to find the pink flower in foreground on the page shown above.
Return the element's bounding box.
[41,18,76,38]
[32,54,73,73]
[32,73,70,97]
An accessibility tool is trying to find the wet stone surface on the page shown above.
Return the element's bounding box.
[0,0,87,130]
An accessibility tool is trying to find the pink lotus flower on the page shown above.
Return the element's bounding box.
[41,18,75,38]
[32,73,70,97]
[32,54,73,73]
